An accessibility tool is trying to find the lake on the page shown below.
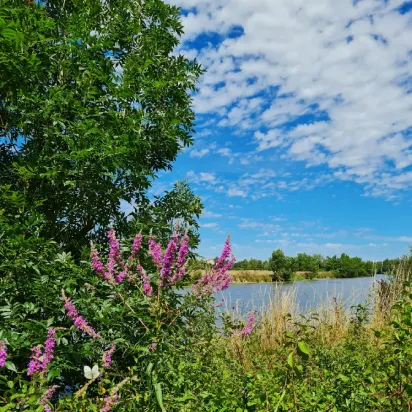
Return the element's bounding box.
[212,275,388,315]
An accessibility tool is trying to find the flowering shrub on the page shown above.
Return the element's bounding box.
[193,235,235,296]
[0,229,234,411]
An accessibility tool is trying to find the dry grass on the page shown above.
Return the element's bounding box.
[223,268,412,365]
[191,270,337,283]
[190,269,273,283]
[294,271,335,280]
[225,284,355,354]
[229,270,273,283]
[219,255,412,372]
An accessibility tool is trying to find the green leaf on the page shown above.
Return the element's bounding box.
[154,382,166,412]
[287,352,294,368]
[297,341,310,357]
[5,361,17,373]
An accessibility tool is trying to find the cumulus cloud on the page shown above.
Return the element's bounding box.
[203,210,223,218]
[187,171,217,184]
[175,0,412,198]
[201,222,219,228]
[228,187,247,197]
[190,148,210,158]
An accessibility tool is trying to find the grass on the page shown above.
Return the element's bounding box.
[224,258,411,359]
[293,271,335,280]
[191,269,339,283]
[190,269,273,283]
[211,261,412,411]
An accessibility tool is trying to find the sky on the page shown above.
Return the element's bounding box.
[153,0,412,261]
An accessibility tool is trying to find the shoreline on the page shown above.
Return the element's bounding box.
[184,274,384,287]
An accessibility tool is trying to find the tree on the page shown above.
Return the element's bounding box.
[283,256,297,282]
[0,1,202,252]
[123,180,203,251]
[269,249,287,281]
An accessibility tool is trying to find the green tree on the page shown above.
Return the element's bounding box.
[269,249,287,281]
[269,251,301,281]
[283,256,297,281]
[0,0,202,252]
[123,181,203,252]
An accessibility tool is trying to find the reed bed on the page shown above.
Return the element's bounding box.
[190,269,274,283]
[191,269,338,283]
[222,258,411,366]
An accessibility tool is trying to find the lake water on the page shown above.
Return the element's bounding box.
[212,275,387,315]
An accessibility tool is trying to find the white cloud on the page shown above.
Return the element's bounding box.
[201,222,219,228]
[190,148,210,158]
[175,0,412,199]
[228,187,247,197]
[238,219,281,232]
[203,210,223,218]
[187,171,217,184]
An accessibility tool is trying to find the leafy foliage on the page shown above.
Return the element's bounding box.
[0,0,202,252]
[0,220,226,410]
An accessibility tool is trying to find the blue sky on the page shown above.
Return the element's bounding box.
[153,0,412,261]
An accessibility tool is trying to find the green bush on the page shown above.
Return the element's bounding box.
[0,214,235,410]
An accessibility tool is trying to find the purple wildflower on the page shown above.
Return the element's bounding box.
[137,265,153,297]
[170,233,189,284]
[193,235,234,297]
[131,233,143,256]
[90,247,105,276]
[28,345,43,376]
[43,329,56,369]
[148,235,163,268]
[0,341,7,368]
[235,313,255,337]
[102,393,119,412]
[115,271,127,284]
[62,296,101,339]
[160,233,178,286]
[27,328,56,377]
[102,344,116,368]
[104,228,123,282]
[150,342,157,351]
[215,235,231,269]
[40,385,57,412]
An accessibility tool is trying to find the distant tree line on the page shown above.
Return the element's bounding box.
[229,250,399,282]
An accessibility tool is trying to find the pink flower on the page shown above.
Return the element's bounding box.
[235,313,255,337]
[104,228,123,282]
[150,342,157,351]
[102,345,116,368]
[115,271,127,284]
[90,247,105,276]
[27,328,57,377]
[0,341,7,368]
[137,265,153,297]
[160,233,178,286]
[43,329,56,369]
[215,235,231,269]
[193,235,234,297]
[170,233,189,284]
[131,234,143,256]
[62,296,101,339]
[102,393,119,412]
[148,235,163,268]
[28,345,43,376]
[40,385,57,411]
